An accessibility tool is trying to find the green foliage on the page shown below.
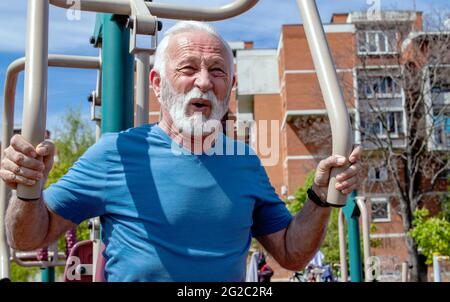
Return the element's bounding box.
[320,209,340,264]
[10,108,94,281]
[409,208,450,264]
[286,171,315,214]
[45,107,95,188]
[10,262,39,282]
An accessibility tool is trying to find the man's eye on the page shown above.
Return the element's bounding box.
[211,68,225,74]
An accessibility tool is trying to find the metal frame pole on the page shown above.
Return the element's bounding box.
[41,267,55,282]
[355,196,371,281]
[338,209,348,282]
[100,13,135,133]
[401,261,409,282]
[433,254,441,282]
[296,0,353,206]
[16,0,49,200]
[135,53,150,126]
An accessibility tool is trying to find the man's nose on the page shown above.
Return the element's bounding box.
[194,69,213,92]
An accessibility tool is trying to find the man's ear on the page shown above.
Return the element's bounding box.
[150,69,161,100]
[231,74,236,88]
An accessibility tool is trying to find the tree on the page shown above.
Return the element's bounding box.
[10,108,95,281]
[353,12,450,281]
[46,108,96,187]
[409,208,450,264]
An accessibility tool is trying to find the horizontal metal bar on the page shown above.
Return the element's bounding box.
[11,249,66,268]
[44,54,101,69]
[14,251,66,260]
[49,0,258,21]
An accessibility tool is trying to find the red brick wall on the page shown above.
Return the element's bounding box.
[253,94,284,195]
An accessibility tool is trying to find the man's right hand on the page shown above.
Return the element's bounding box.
[0,134,55,189]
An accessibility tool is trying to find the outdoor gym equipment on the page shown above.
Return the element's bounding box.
[0,54,101,280]
[1,0,356,281]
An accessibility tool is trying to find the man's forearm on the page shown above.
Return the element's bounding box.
[284,199,332,270]
[5,193,49,251]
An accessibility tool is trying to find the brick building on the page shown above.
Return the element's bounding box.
[144,11,449,280]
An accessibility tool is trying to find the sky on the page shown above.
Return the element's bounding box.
[0,0,449,137]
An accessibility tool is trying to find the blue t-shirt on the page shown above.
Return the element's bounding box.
[43,124,292,281]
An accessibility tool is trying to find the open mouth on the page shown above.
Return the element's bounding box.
[189,99,212,112]
[192,102,208,108]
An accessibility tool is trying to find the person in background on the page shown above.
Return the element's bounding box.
[257,252,274,282]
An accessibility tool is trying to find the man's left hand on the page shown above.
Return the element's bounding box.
[312,146,363,201]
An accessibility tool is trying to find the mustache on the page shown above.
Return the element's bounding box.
[182,88,217,106]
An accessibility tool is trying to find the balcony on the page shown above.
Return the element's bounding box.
[432,91,450,106]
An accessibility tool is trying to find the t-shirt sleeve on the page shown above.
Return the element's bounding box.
[43,134,114,224]
[251,161,293,237]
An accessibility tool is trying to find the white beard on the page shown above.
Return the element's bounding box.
[160,77,229,136]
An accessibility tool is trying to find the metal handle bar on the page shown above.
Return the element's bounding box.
[49,0,258,21]
[296,0,353,205]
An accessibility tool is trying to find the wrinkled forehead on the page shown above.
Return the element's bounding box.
[166,31,231,64]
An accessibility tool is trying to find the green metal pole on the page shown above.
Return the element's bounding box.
[100,13,134,133]
[342,191,362,282]
[41,267,55,282]
[93,14,134,270]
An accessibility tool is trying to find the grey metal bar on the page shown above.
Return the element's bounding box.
[0,55,100,279]
[41,55,100,69]
[135,53,150,127]
[0,57,25,279]
[49,0,258,21]
[11,249,66,268]
[338,209,348,282]
[16,0,50,200]
[296,0,353,206]
[401,261,409,282]
[14,251,66,260]
[355,196,371,281]
[433,254,441,282]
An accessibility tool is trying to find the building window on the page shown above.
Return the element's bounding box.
[361,111,404,138]
[358,76,401,99]
[371,197,391,222]
[368,166,388,181]
[433,111,450,147]
[357,30,397,55]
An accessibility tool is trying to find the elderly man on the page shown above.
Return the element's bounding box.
[0,21,362,281]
